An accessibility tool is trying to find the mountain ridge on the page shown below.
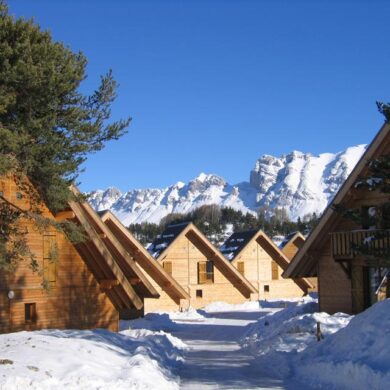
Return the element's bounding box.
[88,144,366,225]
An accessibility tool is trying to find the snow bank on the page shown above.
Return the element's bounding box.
[296,299,390,390]
[168,308,205,321]
[202,300,261,313]
[121,308,205,332]
[241,296,351,379]
[0,328,184,389]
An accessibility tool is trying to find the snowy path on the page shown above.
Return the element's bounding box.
[171,310,294,390]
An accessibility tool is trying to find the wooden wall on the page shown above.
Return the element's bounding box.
[282,239,303,261]
[0,177,119,333]
[315,189,390,315]
[158,234,249,309]
[143,271,187,313]
[282,237,318,292]
[234,239,306,300]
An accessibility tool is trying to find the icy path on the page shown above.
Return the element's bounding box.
[171,310,294,390]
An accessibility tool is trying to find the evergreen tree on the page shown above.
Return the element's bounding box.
[0,1,130,270]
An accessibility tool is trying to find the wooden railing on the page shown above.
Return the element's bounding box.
[330,230,390,259]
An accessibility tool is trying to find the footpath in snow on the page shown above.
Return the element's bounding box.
[1,296,389,389]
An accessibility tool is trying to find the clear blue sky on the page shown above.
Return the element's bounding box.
[8,0,390,192]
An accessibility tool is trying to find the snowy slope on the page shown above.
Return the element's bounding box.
[89,144,366,224]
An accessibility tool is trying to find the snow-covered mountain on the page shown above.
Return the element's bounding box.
[88,144,366,225]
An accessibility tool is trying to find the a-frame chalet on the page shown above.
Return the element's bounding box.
[220,230,312,300]
[148,222,257,309]
[283,122,390,314]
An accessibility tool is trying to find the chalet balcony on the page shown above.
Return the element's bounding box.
[330,229,390,260]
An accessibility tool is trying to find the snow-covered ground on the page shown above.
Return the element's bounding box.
[1,297,389,389]
[0,328,184,389]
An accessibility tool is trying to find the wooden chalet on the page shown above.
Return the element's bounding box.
[280,232,306,260]
[283,122,390,314]
[280,232,318,292]
[0,177,155,333]
[220,230,312,300]
[148,222,257,309]
[98,210,190,314]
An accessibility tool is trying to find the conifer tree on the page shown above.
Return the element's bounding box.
[0,1,130,270]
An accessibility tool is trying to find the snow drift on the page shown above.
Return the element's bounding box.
[0,328,185,390]
[296,299,390,390]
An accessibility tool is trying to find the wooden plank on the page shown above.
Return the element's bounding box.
[75,198,159,297]
[55,211,75,221]
[69,200,144,310]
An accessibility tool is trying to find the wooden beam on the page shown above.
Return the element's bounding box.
[55,210,75,221]
[99,279,120,290]
[69,200,144,310]
[74,198,159,297]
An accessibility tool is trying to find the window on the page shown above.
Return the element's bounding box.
[163,261,172,275]
[264,285,270,293]
[43,234,57,284]
[0,191,3,197]
[25,303,37,323]
[16,192,22,200]
[198,261,214,284]
[271,261,279,280]
[196,289,203,298]
[362,206,377,230]
[237,261,245,276]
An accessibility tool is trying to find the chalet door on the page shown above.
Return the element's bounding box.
[366,267,390,306]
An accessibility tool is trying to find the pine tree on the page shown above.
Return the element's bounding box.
[0,1,130,270]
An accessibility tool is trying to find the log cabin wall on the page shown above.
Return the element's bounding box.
[234,240,306,300]
[159,234,249,309]
[0,177,119,333]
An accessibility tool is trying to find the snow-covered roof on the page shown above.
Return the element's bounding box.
[220,230,258,261]
[148,221,191,258]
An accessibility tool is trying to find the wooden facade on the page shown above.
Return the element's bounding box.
[280,232,318,291]
[148,222,257,309]
[283,123,390,314]
[220,230,312,300]
[0,177,126,333]
[98,210,190,314]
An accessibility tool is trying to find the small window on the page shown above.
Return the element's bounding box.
[237,261,245,276]
[196,289,203,298]
[198,261,214,284]
[0,191,3,197]
[362,206,377,230]
[271,261,279,280]
[25,303,37,323]
[264,285,270,293]
[163,261,172,275]
[16,192,22,200]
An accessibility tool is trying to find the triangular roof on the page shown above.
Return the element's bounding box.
[221,229,313,292]
[283,122,390,278]
[151,222,258,297]
[98,210,190,301]
[148,222,190,259]
[220,230,258,261]
[66,187,160,310]
[279,231,305,249]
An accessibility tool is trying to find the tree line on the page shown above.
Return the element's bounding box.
[128,205,320,246]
